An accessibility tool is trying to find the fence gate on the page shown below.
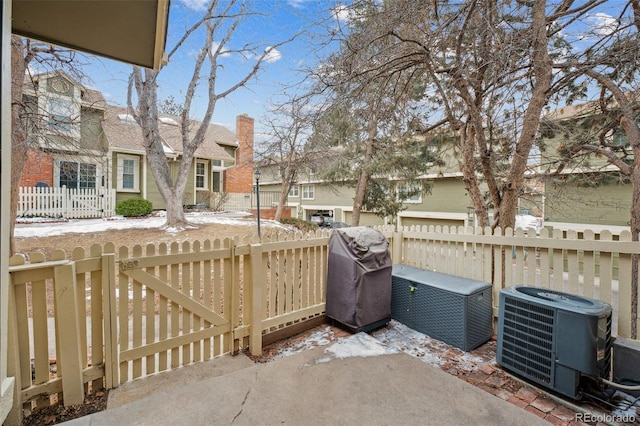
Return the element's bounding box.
[116,242,233,383]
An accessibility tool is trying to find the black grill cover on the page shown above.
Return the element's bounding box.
[326,227,392,331]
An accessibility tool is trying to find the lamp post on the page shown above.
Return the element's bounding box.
[255,168,261,238]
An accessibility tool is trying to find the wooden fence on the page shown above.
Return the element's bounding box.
[8,231,329,417]
[18,186,116,219]
[378,225,639,338]
[7,224,640,418]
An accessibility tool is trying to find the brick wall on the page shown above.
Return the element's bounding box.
[251,206,291,220]
[20,150,54,187]
[224,114,254,193]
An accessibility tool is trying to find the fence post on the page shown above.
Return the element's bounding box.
[247,243,264,356]
[53,262,84,406]
[101,253,118,389]
[392,228,403,264]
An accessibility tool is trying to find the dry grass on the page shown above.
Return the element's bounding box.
[14,220,285,259]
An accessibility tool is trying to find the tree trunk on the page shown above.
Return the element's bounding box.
[460,123,491,228]
[275,183,290,222]
[134,68,193,230]
[10,36,28,255]
[498,0,552,230]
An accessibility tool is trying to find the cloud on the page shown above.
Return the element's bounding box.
[287,0,310,8]
[212,42,232,58]
[332,4,353,22]
[182,0,208,11]
[264,46,282,63]
[586,12,618,36]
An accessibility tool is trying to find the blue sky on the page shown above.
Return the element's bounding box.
[79,0,627,141]
[84,0,345,138]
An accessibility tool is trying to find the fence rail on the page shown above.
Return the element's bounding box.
[7,224,640,419]
[18,186,116,219]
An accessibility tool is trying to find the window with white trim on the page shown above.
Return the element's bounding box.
[288,184,299,197]
[196,160,208,189]
[302,184,315,200]
[48,98,75,133]
[59,161,96,189]
[117,154,140,192]
[397,181,422,203]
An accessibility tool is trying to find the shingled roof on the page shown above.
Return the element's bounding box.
[103,106,236,162]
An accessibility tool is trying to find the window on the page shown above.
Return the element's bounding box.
[196,161,208,189]
[302,184,315,200]
[398,182,422,203]
[309,166,317,175]
[59,161,96,189]
[288,184,299,197]
[117,154,139,191]
[48,98,75,132]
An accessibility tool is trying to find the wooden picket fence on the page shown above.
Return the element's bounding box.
[7,224,640,418]
[17,186,116,219]
[378,224,639,338]
[8,230,329,416]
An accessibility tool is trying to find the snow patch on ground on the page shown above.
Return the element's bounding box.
[269,326,339,361]
[316,332,399,363]
[14,211,287,238]
[373,320,486,370]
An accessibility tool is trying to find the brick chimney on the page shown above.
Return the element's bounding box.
[224,114,254,193]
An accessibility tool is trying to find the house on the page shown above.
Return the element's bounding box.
[19,70,109,190]
[102,106,250,209]
[19,72,255,211]
[539,101,636,231]
[256,142,481,228]
[258,99,635,233]
[3,1,170,423]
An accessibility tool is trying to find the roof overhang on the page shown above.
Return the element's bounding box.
[12,0,169,70]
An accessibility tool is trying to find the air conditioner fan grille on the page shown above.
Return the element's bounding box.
[500,296,555,384]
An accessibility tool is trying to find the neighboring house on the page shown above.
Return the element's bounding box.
[259,101,638,232]
[20,72,255,210]
[539,101,636,231]
[19,71,109,190]
[257,137,544,229]
[257,143,484,228]
[102,106,242,209]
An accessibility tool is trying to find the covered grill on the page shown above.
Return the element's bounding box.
[325,227,392,332]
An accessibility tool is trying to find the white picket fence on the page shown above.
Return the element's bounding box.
[18,186,116,219]
[217,191,282,211]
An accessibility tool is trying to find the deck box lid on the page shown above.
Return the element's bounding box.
[392,264,491,295]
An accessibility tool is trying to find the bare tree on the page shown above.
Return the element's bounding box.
[257,94,317,221]
[128,0,294,230]
[540,0,640,337]
[313,0,602,230]
[10,37,90,254]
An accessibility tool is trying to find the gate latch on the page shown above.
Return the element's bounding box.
[117,259,140,270]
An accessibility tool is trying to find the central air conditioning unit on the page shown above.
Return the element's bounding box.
[497,286,612,400]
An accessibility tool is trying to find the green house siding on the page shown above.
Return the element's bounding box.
[404,177,470,214]
[342,211,384,226]
[80,108,106,151]
[310,185,353,206]
[545,179,631,226]
[145,161,165,209]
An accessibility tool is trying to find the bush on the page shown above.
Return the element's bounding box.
[279,217,318,233]
[115,198,153,217]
